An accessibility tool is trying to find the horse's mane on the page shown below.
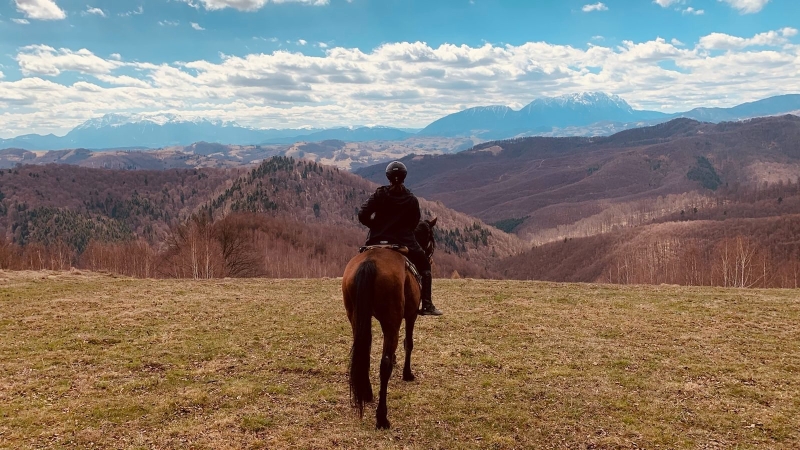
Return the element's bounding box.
[414,220,435,253]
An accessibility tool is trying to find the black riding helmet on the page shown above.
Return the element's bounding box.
[385,161,407,184]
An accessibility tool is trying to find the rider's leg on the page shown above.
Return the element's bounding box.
[408,248,442,316]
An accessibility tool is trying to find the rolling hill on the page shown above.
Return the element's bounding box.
[357,115,800,240]
[0,157,525,278]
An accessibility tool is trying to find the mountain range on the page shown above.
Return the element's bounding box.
[0,113,415,151]
[2,93,799,151]
[419,93,800,138]
[418,92,670,139]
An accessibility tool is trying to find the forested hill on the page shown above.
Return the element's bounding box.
[356,115,800,244]
[0,157,525,278]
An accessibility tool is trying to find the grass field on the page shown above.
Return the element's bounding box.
[1,271,799,449]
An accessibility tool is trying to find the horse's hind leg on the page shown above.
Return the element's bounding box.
[376,326,399,430]
[403,317,416,381]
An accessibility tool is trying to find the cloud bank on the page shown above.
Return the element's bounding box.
[1,29,799,136]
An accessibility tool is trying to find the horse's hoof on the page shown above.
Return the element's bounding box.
[376,418,391,430]
[403,371,415,382]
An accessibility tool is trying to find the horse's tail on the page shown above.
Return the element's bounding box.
[349,259,376,418]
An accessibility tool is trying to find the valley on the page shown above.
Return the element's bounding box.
[2,115,800,287]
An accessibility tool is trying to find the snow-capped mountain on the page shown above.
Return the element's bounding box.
[0,114,410,150]
[72,113,241,130]
[61,113,272,149]
[419,92,668,138]
[420,92,800,139]
[3,93,800,151]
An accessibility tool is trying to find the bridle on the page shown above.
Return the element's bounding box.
[422,222,436,261]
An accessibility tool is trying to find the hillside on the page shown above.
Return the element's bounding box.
[0,158,524,278]
[357,116,800,242]
[3,273,799,448]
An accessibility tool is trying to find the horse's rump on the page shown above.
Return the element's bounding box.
[343,249,420,320]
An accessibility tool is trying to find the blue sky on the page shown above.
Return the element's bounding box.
[0,0,798,136]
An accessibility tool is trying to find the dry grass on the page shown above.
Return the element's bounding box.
[1,270,799,449]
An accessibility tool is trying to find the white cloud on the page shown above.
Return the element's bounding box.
[654,0,682,7]
[317,42,329,48]
[698,28,797,50]
[2,28,800,136]
[0,71,4,80]
[110,53,122,60]
[191,22,205,30]
[95,74,152,88]
[298,39,307,46]
[718,0,770,14]
[182,0,329,11]
[12,18,31,24]
[14,0,66,20]
[582,2,608,12]
[671,38,685,46]
[159,20,180,26]
[119,6,143,16]
[15,45,122,76]
[83,6,106,17]
[177,0,200,8]
[682,7,704,14]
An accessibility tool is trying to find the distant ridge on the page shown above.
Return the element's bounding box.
[418,92,800,138]
[0,113,412,151]
[418,92,668,138]
[2,93,799,151]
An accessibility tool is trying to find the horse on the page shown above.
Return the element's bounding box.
[342,218,437,429]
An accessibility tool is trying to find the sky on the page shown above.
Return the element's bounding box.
[0,0,798,137]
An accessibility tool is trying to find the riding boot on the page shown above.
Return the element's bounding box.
[418,271,442,316]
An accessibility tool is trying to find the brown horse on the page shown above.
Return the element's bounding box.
[342,218,437,429]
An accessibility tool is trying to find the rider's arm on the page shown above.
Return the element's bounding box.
[407,197,422,229]
[358,190,380,226]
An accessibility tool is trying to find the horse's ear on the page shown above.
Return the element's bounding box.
[429,217,438,227]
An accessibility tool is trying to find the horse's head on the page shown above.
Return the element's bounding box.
[414,217,437,259]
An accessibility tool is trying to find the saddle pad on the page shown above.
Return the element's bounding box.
[358,245,421,289]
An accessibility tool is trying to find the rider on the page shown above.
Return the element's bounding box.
[358,161,443,316]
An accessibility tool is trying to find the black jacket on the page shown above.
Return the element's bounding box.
[358,185,421,248]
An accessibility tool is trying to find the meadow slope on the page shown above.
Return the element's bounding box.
[1,271,799,449]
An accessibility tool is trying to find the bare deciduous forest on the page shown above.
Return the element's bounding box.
[0,157,516,278]
[3,116,800,287]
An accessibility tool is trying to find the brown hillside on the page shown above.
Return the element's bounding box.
[356,116,800,244]
[496,210,800,288]
[0,158,524,278]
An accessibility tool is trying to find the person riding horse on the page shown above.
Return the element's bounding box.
[358,161,443,316]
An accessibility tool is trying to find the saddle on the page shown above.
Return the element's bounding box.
[358,244,422,289]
